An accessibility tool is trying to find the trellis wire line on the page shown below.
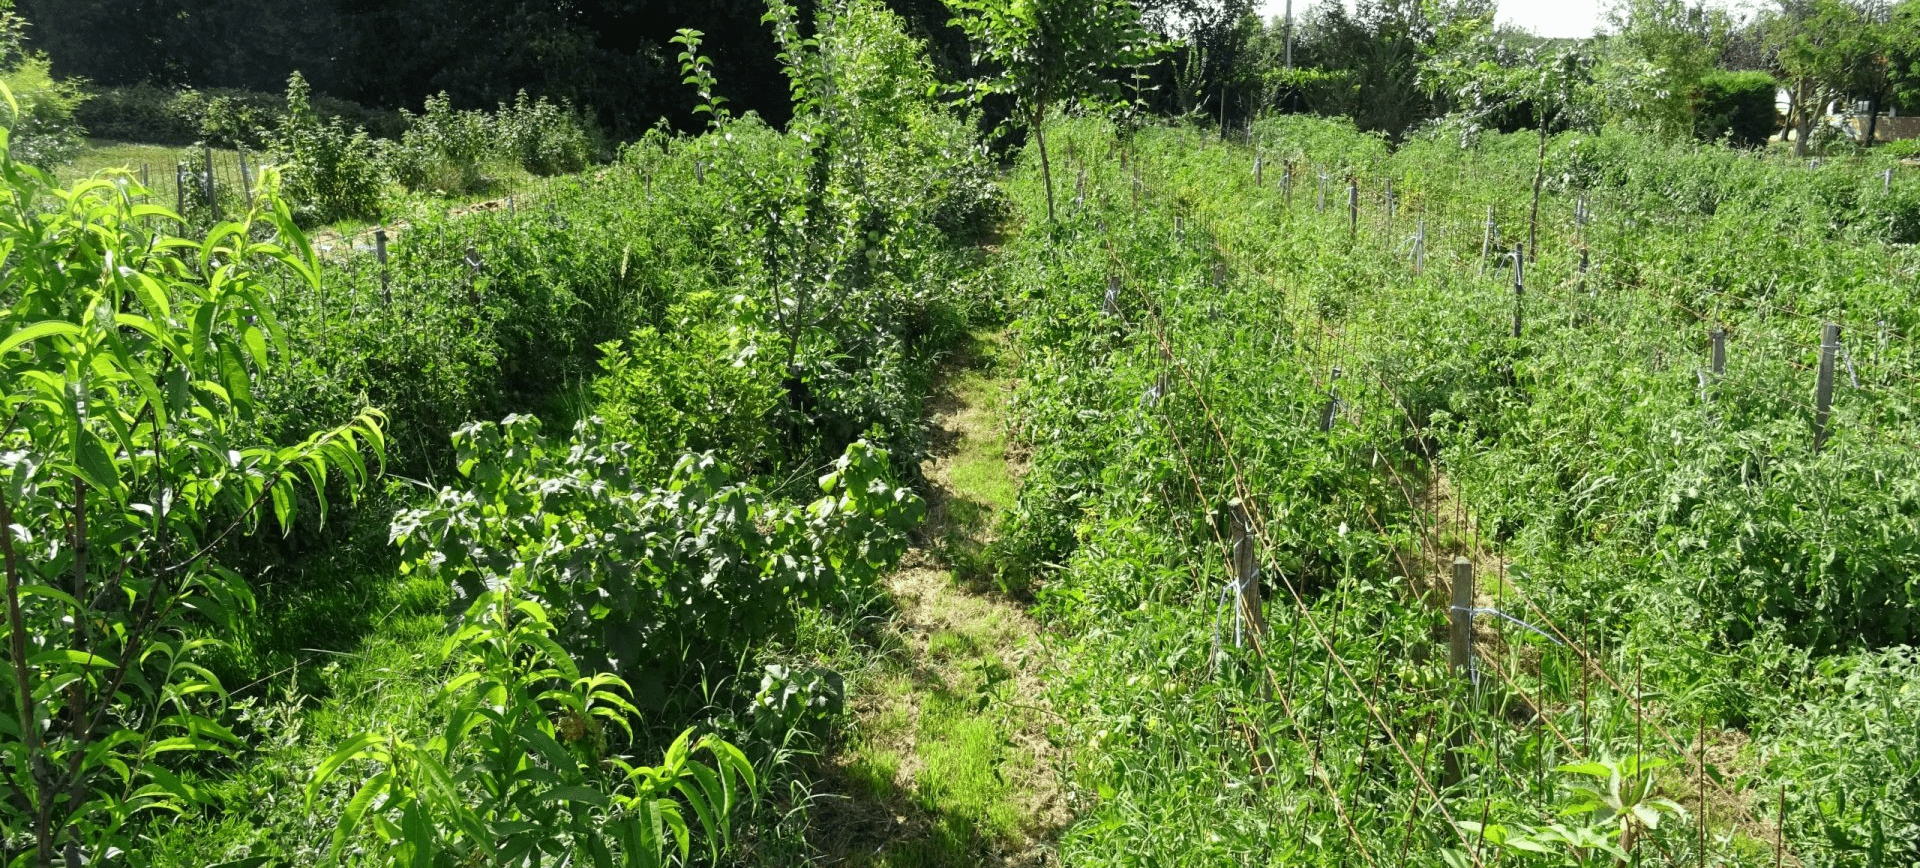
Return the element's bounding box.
[1116,253,1491,866]
[1158,191,1811,864]
[1107,239,1482,865]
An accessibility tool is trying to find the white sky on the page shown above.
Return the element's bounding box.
[1252,0,1606,39]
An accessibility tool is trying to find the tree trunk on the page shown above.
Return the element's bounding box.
[1865,95,1880,146]
[1036,112,1056,223]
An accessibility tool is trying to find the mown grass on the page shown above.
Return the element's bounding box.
[145,576,451,865]
[56,138,236,185]
[812,331,1063,867]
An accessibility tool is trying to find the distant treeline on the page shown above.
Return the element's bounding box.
[18,0,976,136]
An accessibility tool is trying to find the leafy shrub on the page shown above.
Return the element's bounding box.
[593,314,783,476]
[77,84,406,147]
[1694,70,1778,148]
[496,90,597,175]
[387,91,497,195]
[390,417,922,712]
[0,141,385,862]
[309,578,756,866]
[0,12,86,168]
[268,71,383,224]
[73,83,202,144]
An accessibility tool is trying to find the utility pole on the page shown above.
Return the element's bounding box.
[1284,0,1294,71]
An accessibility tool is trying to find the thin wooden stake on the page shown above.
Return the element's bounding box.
[1710,327,1726,376]
[1776,786,1786,868]
[375,227,391,305]
[1415,219,1426,274]
[237,148,252,206]
[203,144,216,215]
[1445,556,1473,787]
[1699,712,1709,868]
[1815,322,1839,451]
[1511,244,1525,340]
[1228,498,1265,643]
[1346,179,1358,236]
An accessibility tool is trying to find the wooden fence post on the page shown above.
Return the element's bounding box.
[1445,556,1474,787]
[1228,498,1265,644]
[175,164,185,217]
[238,148,252,206]
[202,144,216,216]
[1347,179,1358,236]
[1710,327,1726,376]
[1254,155,1263,186]
[375,227,391,305]
[1814,322,1839,451]
[1415,218,1426,274]
[1511,244,1525,340]
[1317,172,1327,212]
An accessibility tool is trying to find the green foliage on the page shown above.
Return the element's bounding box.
[944,0,1166,220]
[74,84,405,147]
[387,92,494,196]
[495,91,597,176]
[994,113,1920,868]
[390,417,922,710]
[670,29,730,127]
[0,103,385,863]
[1595,0,1726,140]
[592,319,782,477]
[269,72,383,225]
[308,579,756,867]
[0,10,85,168]
[1456,755,1687,866]
[1694,70,1779,148]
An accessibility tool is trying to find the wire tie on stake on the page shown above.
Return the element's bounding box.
[1449,605,1564,647]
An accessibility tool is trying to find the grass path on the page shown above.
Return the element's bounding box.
[809,332,1067,867]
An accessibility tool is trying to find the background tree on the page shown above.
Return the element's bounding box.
[1595,0,1727,140]
[945,0,1166,221]
[1288,0,1493,141]
[1765,0,1866,154]
[1894,0,1920,113]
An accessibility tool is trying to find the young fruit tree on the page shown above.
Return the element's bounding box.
[0,89,385,864]
[945,0,1167,222]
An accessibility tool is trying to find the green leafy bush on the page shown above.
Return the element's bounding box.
[387,91,497,195]
[390,417,922,711]
[268,72,383,224]
[496,90,598,175]
[76,84,405,147]
[0,11,85,168]
[309,578,756,866]
[593,316,783,476]
[0,139,385,862]
[1694,70,1778,148]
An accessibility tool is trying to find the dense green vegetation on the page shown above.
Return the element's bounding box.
[4,0,1920,864]
[993,115,1919,867]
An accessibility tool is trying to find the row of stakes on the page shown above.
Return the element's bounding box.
[1110,190,1870,458]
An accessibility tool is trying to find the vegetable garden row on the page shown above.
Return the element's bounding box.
[996,117,1919,867]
